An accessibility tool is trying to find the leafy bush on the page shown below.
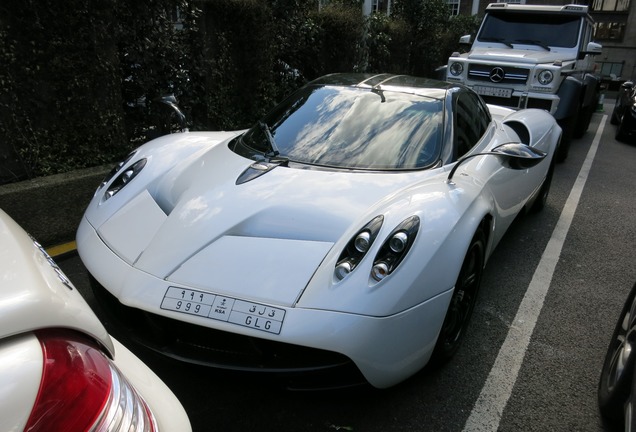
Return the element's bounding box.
[0,0,125,183]
[0,0,482,185]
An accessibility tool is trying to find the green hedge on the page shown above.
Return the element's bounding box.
[0,0,479,184]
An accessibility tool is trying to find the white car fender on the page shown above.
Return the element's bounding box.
[84,131,242,228]
[297,175,495,317]
[0,209,113,354]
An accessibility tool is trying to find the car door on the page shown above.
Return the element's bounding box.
[453,90,541,239]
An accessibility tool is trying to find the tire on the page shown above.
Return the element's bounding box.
[616,115,629,143]
[611,106,621,126]
[573,101,594,138]
[430,228,486,365]
[598,282,636,425]
[530,155,555,213]
[556,116,574,163]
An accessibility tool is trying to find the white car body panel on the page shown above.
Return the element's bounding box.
[0,209,192,431]
[0,209,112,351]
[77,77,560,388]
[0,334,42,432]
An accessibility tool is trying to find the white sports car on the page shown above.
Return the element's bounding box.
[77,73,560,389]
[0,209,191,431]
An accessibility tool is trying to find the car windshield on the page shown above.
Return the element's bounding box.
[236,85,444,170]
[478,12,581,49]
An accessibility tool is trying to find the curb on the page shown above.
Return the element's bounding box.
[0,165,110,247]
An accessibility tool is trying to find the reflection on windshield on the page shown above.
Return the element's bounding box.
[241,86,443,170]
[479,13,580,48]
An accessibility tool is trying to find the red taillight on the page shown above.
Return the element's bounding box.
[24,330,156,432]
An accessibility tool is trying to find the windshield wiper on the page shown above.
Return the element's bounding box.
[257,121,289,165]
[258,121,280,158]
[512,39,550,51]
[479,37,513,48]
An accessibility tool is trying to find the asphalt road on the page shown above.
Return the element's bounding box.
[57,103,636,432]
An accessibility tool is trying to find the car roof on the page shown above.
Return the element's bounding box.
[308,73,457,100]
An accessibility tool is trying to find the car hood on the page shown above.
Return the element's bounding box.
[91,141,434,307]
[466,47,572,64]
[0,209,113,353]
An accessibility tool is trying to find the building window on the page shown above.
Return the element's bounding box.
[598,61,624,79]
[372,0,390,14]
[594,22,626,41]
[448,0,460,15]
[591,0,630,12]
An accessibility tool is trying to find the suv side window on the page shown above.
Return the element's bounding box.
[453,91,491,160]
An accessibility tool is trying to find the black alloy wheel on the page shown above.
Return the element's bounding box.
[599,282,636,426]
[430,228,486,365]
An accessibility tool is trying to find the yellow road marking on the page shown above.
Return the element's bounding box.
[46,241,77,258]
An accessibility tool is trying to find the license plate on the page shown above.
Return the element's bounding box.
[160,287,286,334]
[474,86,512,98]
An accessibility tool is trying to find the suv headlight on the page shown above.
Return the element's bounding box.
[449,62,464,77]
[537,70,554,85]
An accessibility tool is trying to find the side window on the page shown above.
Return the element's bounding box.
[453,92,491,160]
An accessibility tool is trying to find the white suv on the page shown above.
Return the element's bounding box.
[446,3,602,161]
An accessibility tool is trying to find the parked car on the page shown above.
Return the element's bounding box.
[599,281,636,431]
[0,209,191,431]
[610,81,636,144]
[76,73,560,389]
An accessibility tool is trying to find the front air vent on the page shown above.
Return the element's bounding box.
[503,120,530,145]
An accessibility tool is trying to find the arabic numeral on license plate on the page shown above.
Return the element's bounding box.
[161,297,210,317]
[175,301,200,313]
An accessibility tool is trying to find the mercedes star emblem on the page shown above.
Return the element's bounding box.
[489,67,505,83]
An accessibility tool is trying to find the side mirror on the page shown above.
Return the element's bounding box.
[578,41,603,59]
[459,34,472,45]
[587,41,603,54]
[447,143,547,183]
[157,95,188,132]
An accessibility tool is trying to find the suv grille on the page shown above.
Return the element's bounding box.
[468,64,529,84]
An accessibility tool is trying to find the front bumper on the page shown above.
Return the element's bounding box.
[476,89,557,113]
[78,217,452,389]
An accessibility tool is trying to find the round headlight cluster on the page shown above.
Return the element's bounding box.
[538,70,554,85]
[100,151,137,189]
[449,62,464,77]
[334,216,384,281]
[334,261,353,280]
[354,231,371,253]
[371,262,389,282]
[334,215,420,283]
[102,158,147,202]
[389,232,408,253]
[370,216,420,282]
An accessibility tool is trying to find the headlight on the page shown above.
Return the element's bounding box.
[371,216,420,282]
[354,231,372,253]
[537,70,554,85]
[102,158,147,202]
[334,215,384,281]
[449,62,464,76]
[100,151,137,189]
